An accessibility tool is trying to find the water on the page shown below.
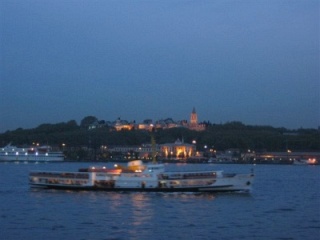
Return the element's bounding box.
[1,162,319,240]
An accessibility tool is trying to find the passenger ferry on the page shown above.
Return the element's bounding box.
[29,160,254,192]
[0,143,64,162]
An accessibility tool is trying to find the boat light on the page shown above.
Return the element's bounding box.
[308,158,317,164]
[16,152,19,155]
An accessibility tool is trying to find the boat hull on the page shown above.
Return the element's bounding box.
[29,175,253,193]
[0,156,64,162]
[29,184,251,193]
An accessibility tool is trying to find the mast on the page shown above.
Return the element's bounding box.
[151,128,157,164]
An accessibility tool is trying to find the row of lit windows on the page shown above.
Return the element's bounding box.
[2,152,47,156]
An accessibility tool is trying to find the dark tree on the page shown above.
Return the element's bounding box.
[80,116,98,129]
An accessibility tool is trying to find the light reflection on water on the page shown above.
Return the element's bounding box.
[0,162,319,240]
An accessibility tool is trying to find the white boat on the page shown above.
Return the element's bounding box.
[29,160,254,192]
[293,158,318,165]
[0,143,64,162]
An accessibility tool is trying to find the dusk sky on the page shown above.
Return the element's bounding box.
[1,0,319,133]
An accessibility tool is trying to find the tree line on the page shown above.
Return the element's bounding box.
[1,117,319,153]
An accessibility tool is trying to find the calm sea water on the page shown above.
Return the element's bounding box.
[0,162,319,240]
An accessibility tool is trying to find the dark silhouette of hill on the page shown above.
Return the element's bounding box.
[1,118,319,153]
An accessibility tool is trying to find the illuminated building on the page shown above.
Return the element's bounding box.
[161,139,196,159]
[114,118,134,131]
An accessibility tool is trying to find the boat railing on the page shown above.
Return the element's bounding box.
[30,171,89,179]
[222,173,237,178]
[159,171,217,180]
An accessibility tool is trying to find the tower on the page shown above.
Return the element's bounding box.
[188,107,205,131]
[190,107,198,126]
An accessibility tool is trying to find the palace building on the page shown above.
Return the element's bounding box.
[89,108,206,132]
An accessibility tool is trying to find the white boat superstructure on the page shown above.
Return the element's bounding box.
[0,143,64,162]
[29,160,254,192]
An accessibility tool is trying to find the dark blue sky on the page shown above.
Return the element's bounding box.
[1,0,319,133]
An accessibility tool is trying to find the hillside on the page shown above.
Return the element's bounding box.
[1,120,319,153]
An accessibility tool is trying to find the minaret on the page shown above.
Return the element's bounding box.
[190,107,198,126]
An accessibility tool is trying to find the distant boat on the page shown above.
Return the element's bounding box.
[208,157,234,164]
[0,143,64,162]
[29,160,254,192]
[293,158,318,165]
